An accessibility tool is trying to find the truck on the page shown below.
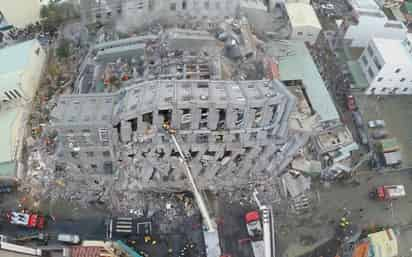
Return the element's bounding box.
[369,185,406,201]
[7,211,45,230]
[245,211,262,239]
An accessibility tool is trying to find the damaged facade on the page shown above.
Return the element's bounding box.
[51,80,307,190]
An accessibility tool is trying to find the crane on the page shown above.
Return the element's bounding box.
[163,123,215,232]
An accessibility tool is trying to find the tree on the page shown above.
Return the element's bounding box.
[56,39,71,59]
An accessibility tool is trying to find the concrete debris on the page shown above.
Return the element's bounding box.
[281,173,311,199]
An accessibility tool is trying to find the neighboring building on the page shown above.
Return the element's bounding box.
[285,2,322,45]
[0,40,46,102]
[0,0,41,28]
[80,0,278,36]
[0,40,46,179]
[337,0,407,51]
[400,1,412,23]
[375,0,404,8]
[359,35,412,94]
[50,80,307,190]
[81,0,240,27]
[275,40,340,126]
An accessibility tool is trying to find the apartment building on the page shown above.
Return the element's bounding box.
[0,0,40,28]
[50,80,307,190]
[336,0,407,50]
[359,35,412,95]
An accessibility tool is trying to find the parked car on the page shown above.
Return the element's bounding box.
[352,112,364,127]
[372,129,387,140]
[57,234,80,244]
[346,95,357,112]
[368,120,385,128]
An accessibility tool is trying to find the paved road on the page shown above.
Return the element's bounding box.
[280,170,412,257]
[217,198,255,257]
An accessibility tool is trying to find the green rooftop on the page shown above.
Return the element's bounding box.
[402,1,412,15]
[276,40,340,123]
[0,161,16,177]
[0,40,36,74]
[0,40,38,93]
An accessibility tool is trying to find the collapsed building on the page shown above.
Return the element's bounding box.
[50,79,307,190]
[80,0,287,37]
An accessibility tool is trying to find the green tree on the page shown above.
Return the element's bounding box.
[56,39,71,59]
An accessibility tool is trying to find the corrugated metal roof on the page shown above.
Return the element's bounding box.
[368,229,398,257]
[0,107,24,166]
[0,161,16,177]
[0,40,36,74]
[0,40,38,93]
[277,40,340,122]
[71,246,102,257]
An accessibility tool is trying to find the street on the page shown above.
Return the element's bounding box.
[279,169,412,257]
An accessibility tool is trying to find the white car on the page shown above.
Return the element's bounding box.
[320,3,334,9]
[57,234,81,244]
[368,120,385,128]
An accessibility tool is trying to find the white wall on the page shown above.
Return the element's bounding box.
[360,40,412,95]
[0,0,40,28]
[344,16,406,48]
[20,41,46,100]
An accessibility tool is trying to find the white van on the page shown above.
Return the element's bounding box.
[57,234,81,244]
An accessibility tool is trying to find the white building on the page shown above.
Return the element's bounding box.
[286,2,322,45]
[338,0,407,49]
[0,40,46,179]
[0,0,41,28]
[359,35,412,95]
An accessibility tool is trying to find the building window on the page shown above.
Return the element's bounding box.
[181,109,192,130]
[232,133,240,142]
[215,134,223,143]
[297,32,303,36]
[102,151,111,158]
[199,108,208,129]
[367,67,374,79]
[182,0,187,9]
[86,152,94,157]
[234,109,244,128]
[395,68,401,73]
[252,108,263,128]
[367,45,373,56]
[170,2,176,10]
[204,1,209,9]
[403,88,408,92]
[373,57,382,70]
[377,77,383,82]
[216,2,220,9]
[217,109,226,130]
[250,132,258,141]
[361,55,368,66]
[71,151,79,159]
[196,134,208,143]
[400,78,406,82]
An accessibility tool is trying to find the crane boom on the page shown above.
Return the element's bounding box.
[169,134,215,232]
